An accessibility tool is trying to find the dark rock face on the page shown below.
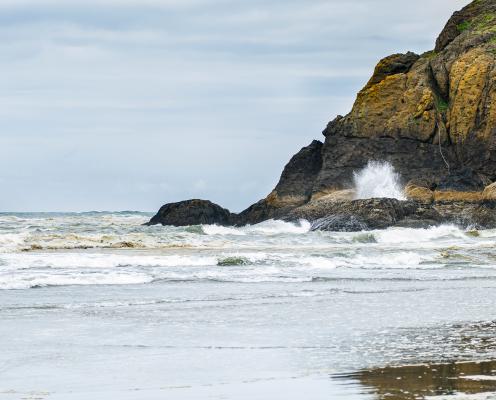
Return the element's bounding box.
[287,198,420,230]
[229,140,324,226]
[365,52,420,87]
[317,0,496,192]
[294,198,496,231]
[271,140,323,206]
[310,215,368,232]
[147,197,496,231]
[434,200,496,229]
[312,136,456,193]
[147,199,232,226]
[232,199,286,226]
[435,0,496,52]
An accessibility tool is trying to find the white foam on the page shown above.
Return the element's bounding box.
[354,161,406,200]
[346,252,426,268]
[374,225,469,244]
[426,392,496,400]
[0,232,30,253]
[202,225,246,236]
[0,272,154,290]
[460,375,496,381]
[0,253,219,270]
[299,257,338,269]
[244,219,311,235]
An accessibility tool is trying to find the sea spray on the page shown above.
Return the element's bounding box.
[353,161,406,200]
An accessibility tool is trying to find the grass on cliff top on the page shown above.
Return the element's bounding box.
[475,13,496,32]
[457,20,472,32]
[423,50,438,59]
[456,11,496,34]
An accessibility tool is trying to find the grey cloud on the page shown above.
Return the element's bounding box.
[0,0,470,211]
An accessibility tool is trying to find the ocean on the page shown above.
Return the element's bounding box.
[1,212,496,399]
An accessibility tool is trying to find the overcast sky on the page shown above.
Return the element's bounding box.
[0,0,469,212]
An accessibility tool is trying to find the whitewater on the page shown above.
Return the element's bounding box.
[2,212,496,399]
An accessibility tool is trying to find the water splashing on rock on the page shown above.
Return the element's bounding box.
[353,161,406,200]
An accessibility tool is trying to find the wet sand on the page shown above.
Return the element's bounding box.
[335,360,496,400]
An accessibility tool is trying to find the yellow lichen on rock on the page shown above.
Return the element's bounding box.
[448,49,494,144]
[413,89,435,119]
[405,184,434,203]
[311,189,355,202]
[347,56,438,142]
[483,182,496,200]
[433,190,483,202]
[265,190,307,208]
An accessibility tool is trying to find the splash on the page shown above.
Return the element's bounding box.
[353,161,406,200]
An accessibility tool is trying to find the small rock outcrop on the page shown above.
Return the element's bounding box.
[287,198,420,230]
[310,214,368,232]
[147,199,232,226]
[148,0,496,230]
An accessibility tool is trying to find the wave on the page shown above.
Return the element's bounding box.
[244,219,311,235]
[2,213,496,291]
[0,247,484,290]
[202,225,246,236]
[6,269,496,290]
[0,253,220,269]
[372,225,475,244]
[1,209,495,254]
[202,219,311,236]
[0,217,314,253]
[0,272,155,290]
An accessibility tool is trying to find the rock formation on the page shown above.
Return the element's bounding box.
[149,0,496,230]
[146,200,232,227]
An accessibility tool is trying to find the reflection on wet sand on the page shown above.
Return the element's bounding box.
[334,360,496,399]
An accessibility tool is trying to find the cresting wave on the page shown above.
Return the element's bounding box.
[2,213,496,290]
[1,237,496,290]
[0,215,314,253]
[0,213,489,253]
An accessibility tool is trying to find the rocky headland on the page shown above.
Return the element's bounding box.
[149,0,496,231]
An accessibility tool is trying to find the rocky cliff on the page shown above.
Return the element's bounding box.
[285,0,496,198]
[149,0,496,229]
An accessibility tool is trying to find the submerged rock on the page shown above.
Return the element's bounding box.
[217,257,249,266]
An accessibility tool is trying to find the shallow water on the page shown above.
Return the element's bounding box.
[1,212,496,399]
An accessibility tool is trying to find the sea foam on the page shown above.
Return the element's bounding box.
[353,161,406,200]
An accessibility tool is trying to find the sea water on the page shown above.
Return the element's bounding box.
[1,212,496,399]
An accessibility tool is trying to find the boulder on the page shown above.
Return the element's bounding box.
[147,199,232,226]
[310,214,368,232]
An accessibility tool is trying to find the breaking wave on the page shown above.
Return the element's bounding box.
[2,212,496,290]
[353,161,406,200]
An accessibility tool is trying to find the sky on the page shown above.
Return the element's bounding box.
[0,0,470,212]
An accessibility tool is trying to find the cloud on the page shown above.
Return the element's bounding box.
[0,0,470,211]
